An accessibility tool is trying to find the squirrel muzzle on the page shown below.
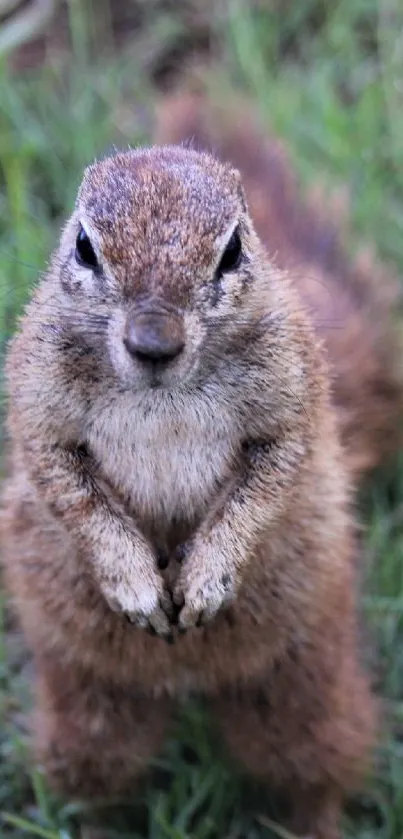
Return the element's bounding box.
[123,307,185,364]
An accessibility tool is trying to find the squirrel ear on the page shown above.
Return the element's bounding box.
[238,181,248,213]
[227,165,248,213]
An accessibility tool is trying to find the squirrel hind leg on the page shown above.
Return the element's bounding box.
[287,785,343,839]
[33,659,173,800]
[210,644,375,839]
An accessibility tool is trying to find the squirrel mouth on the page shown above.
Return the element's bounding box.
[140,358,176,389]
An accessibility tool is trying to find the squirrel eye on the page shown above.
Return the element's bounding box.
[216,227,242,276]
[75,225,99,270]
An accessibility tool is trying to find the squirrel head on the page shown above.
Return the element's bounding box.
[54,145,274,390]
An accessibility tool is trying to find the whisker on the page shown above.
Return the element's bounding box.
[200,344,311,420]
[265,367,310,420]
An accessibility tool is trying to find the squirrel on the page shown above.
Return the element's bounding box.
[1,91,403,839]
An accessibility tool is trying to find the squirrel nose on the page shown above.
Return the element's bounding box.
[124,311,185,363]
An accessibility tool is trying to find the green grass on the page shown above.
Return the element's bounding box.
[1,1,403,837]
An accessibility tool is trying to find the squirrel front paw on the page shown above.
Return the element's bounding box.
[173,552,237,630]
[102,575,173,638]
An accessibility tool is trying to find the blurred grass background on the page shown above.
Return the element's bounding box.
[1,1,403,838]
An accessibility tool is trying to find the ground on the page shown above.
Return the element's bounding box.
[0,2,403,837]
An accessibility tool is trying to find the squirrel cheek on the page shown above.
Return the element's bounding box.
[60,261,85,297]
[106,308,135,379]
[182,311,205,353]
[210,274,244,311]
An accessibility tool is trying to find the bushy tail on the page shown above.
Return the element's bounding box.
[154,89,403,478]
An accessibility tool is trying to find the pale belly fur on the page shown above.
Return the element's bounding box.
[86,388,241,525]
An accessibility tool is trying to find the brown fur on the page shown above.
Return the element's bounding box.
[3,97,401,837]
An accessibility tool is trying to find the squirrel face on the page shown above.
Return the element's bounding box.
[54,145,268,391]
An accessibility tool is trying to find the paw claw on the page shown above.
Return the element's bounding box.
[173,590,185,608]
[159,591,175,620]
[163,632,175,645]
[103,577,172,638]
[174,576,236,630]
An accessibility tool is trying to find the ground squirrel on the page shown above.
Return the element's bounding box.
[1,94,403,839]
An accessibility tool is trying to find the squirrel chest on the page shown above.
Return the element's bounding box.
[85,389,241,527]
